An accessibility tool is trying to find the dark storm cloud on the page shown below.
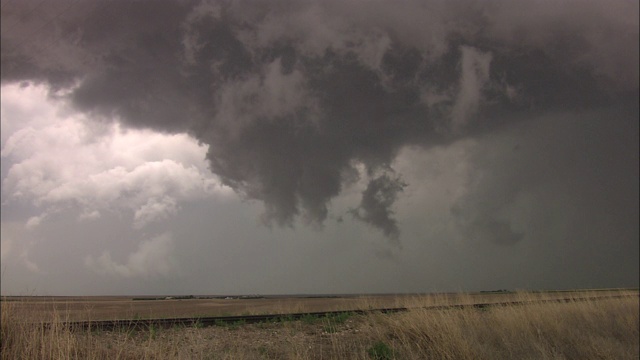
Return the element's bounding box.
[351,173,407,242]
[2,0,638,241]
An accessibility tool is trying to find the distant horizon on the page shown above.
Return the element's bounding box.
[3,287,639,299]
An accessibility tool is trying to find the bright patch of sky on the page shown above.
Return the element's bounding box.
[2,83,231,231]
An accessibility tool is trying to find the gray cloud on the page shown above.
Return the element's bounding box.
[2,0,637,242]
[450,104,638,248]
[351,173,407,242]
[84,232,178,278]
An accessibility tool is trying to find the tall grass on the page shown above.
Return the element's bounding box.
[2,291,638,359]
[365,294,639,359]
[2,300,88,359]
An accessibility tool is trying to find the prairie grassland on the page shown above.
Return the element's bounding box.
[2,290,638,359]
[3,289,630,321]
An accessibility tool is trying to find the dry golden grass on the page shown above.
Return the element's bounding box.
[2,290,638,359]
[3,289,632,321]
[365,293,639,359]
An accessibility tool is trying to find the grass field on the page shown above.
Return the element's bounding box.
[2,289,632,321]
[2,289,638,359]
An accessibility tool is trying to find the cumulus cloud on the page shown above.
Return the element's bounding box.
[1,83,229,229]
[1,0,637,243]
[133,196,179,229]
[84,233,177,278]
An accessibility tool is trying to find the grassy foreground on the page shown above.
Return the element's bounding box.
[2,291,638,359]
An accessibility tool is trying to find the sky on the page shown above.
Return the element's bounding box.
[1,0,638,296]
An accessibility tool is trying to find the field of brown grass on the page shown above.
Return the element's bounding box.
[2,289,631,321]
[2,289,638,359]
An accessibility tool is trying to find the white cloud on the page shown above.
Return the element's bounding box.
[133,196,179,229]
[1,83,232,229]
[84,233,177,278]
[25,214,48,230]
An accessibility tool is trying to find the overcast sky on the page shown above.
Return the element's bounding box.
[1,0,638,296]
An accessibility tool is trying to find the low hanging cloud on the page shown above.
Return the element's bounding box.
[1,0,637,242]
[350,173,407,242]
